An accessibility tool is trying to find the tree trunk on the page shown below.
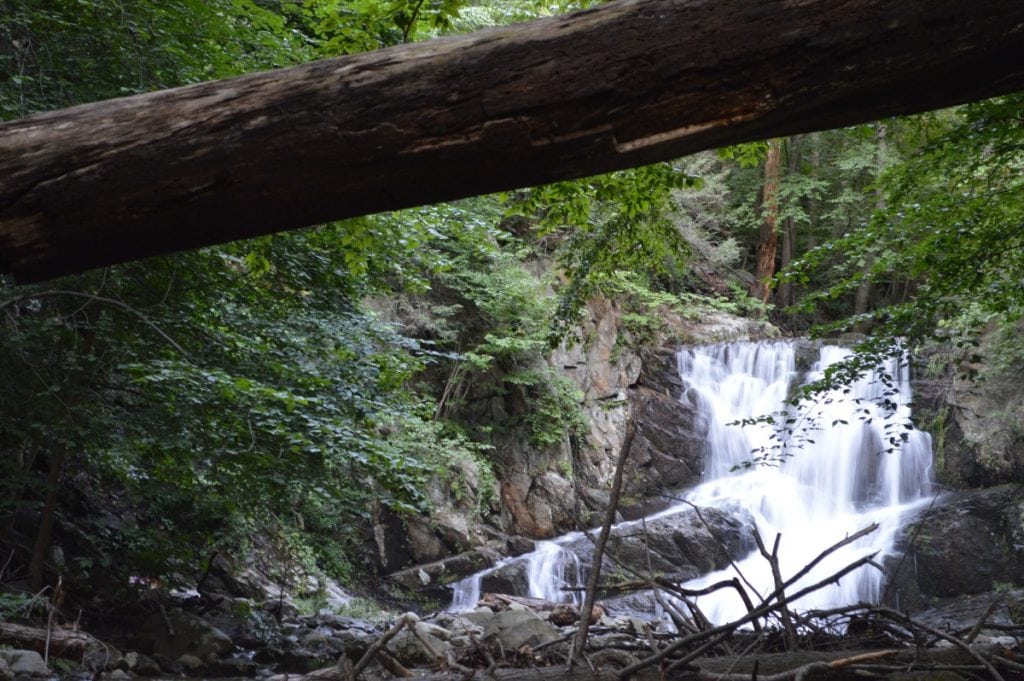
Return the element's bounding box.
[750,139,783,303]
[2,0,1024,282]
[775,137,801,308]
[29,448,64,592]
[852,122,888,333]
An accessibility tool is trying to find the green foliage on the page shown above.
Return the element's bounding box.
[786,96,1024,345]
[512,163,700,341]
[520,371,586,449]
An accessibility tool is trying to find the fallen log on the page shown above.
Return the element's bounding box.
[0,621,97,660]
[2,0,1024,281]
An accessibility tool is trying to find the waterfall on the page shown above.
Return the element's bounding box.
[448,340,933,622]
[679,341,932,622]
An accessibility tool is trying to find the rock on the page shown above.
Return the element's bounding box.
[385,542,504,596]
[549,603,579,626]
[0,656,12,681]
[458,608,497,630]
[83,643,124,672]
[2,651,48,677]
[483,609,560,650]
[104,670,132,681]
[480,562,529,595]
[176,654,203,672]
[886,486,1024,610]
[207,597,283,650]
[386,627,449,667]
[137,609,234,662]
[566,505,756,584]
[914,322,1024,487]
[123,652,161,677]
[202,656,259,677]
[406,516,448,564]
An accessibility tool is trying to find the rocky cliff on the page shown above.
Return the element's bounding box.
[376,300,778,601]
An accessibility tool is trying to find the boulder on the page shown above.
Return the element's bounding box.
[480,562,529,596]
[566,505,756,583]
[0,656,11,681]
[123,652,162,677]
[137,608,234,662]
[886,486,1024,611]
[482,609,560,650]
[386,625,449,666]
[1,651,47,677]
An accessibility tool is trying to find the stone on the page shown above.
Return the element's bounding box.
[458,608,497,630]
[483,609,560,650]
[566,505,756,584]
[203,656,259,677]
[138,608,234,662]
[83,643,124,672]
[123,652,162,677]
[0,657,11,681]
[406,516,448,564]
[105,670,132,681]
[481,561,529,595]
[3,651,48,677]
[176,654,203,671]
[886,486,1024,609]
[549,603,579,626]
[385,628,449,666]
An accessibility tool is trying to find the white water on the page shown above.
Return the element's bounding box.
[448,341,933,623]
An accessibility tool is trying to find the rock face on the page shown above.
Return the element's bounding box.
[886,485,1024,611]
[380,299,778,593]
[914,322,1024,486]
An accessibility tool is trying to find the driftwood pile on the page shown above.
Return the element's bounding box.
[329,522,1024,681]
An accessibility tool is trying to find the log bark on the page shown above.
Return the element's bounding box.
[0,621,97,659]
[2,0,1024,281]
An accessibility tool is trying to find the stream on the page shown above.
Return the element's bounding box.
[449,340,934,622]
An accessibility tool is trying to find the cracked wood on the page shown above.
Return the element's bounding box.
[2,0,1024,281]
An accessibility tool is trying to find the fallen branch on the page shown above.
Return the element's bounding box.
[570,419,636,664]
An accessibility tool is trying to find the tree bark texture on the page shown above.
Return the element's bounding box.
[776,136,801,308]
[0,621,99,659]
[2,0,1024,281]
[750,139,783,303]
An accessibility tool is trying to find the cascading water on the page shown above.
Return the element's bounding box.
[448,340,933,623]
[679,341,932,622]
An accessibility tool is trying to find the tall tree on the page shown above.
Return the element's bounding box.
[750,138,783,303]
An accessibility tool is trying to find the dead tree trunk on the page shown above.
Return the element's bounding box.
[750,139,783,303]
[2,0,1024,282]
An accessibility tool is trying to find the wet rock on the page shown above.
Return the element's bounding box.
[1,651,48,677]
[480,562,529,595]
[385,541,504,595]
[207,597,282,650]
[567,505,756,583]
[886,486,1024,611]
